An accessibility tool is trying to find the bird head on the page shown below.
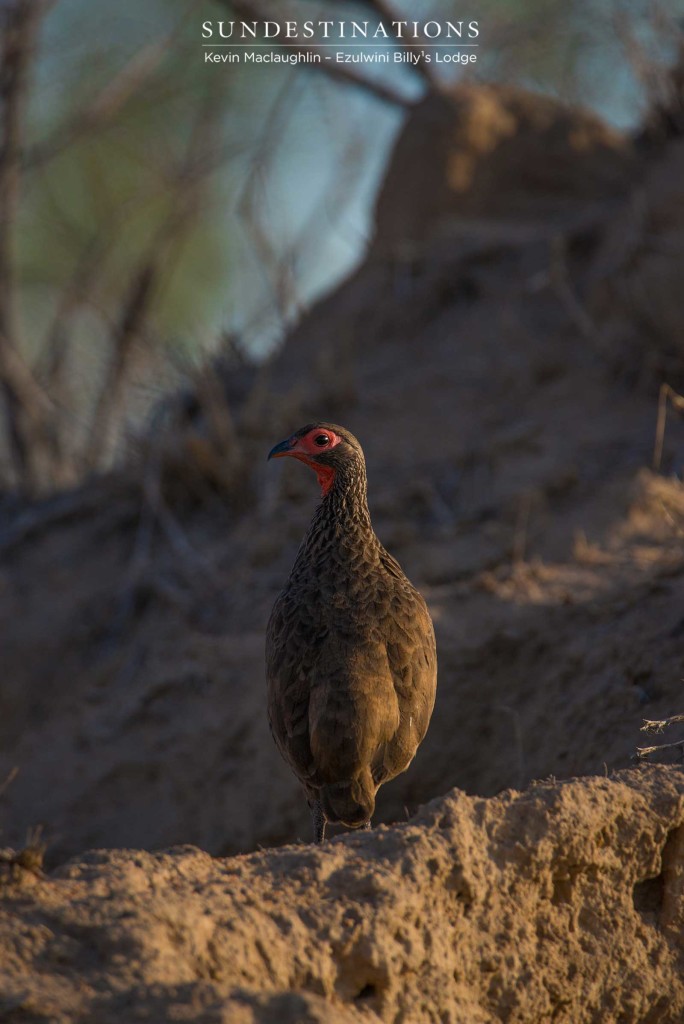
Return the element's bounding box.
[267,423,364,496]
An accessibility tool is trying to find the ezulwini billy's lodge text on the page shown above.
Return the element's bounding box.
[204,50,477,65]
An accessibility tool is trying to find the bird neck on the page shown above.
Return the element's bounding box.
[294,460,376,574]
[321,460,372,528]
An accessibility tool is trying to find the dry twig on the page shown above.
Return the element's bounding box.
[636,711,684,760]
[653,383,684,472]
[641,713,684,733]
[636,738,684,760]
[0,766,18,798]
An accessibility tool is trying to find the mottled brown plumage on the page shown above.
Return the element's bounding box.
[266,423,437,843]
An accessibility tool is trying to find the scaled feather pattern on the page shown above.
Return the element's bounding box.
[266,423,437,842]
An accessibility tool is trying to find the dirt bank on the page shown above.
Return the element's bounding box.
[1,767,683,1023]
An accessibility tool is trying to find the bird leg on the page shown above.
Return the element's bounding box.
[360,821,372,831]
[312,801,326,844]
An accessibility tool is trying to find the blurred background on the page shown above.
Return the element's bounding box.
[1,0,684,862]
[1,0,681,490]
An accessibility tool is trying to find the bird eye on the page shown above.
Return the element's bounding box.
[314,434,330,447]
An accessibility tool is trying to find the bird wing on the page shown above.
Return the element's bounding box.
[265,590,319,787]
[371,566,437,785]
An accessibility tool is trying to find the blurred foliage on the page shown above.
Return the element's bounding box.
[1,0,680,489]
[22,0,237,356]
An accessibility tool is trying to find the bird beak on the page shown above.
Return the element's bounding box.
[267,437,294,461]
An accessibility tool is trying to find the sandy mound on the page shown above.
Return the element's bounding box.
[1,767,683,1023]
[372,86,640,256]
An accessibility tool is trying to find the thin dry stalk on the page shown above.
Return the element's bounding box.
[0,766,18,798]
[636,738,684,759]
[652,383,684,472]
[115,458,158,626]
[641,713,684,733]
[636,710,684,760]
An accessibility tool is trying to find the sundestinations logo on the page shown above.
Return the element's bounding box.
[202,19,480,66]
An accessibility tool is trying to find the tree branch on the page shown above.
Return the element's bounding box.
[24,0,203,171]
[83,80,227,467]
[0,0,52,489]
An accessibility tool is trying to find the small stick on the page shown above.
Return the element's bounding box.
[653,383,684,472]
[636,739,684,759]
[641,713,684,733]
[653,383,669,472]
[512,493,533,566]
[0,766,18,798]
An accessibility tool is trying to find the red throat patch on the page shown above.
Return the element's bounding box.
[314,463,335,496]
[286,452,336,496]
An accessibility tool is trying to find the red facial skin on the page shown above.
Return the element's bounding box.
[273,428,341,496]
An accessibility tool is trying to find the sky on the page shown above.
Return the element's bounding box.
[23,0,682,364]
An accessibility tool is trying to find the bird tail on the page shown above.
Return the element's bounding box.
[321,772,375,828]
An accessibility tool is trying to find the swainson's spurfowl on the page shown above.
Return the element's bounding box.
[266,423,437,843]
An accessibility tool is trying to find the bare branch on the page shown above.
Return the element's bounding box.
[236,73,303,330]
[83,79,227,467]
[0,0,53,489]
[24,0,204,171]
[38,235,111,393]
[83,260,159,466]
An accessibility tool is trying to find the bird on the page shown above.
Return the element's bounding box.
[265,422,437,843]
